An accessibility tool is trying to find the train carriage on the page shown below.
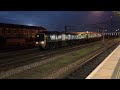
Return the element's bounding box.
[35,31,102,49]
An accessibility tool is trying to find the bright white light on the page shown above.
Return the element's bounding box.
[68,34,71,37]
[50,35,56,40]
[41,41,44,44]
[58,35,62,40]
[27,24,34,26]
[62,34,65,40]
[37,35,39,37]
[36,42,38,44]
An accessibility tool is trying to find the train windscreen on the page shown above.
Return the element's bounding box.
[36,34,44,41]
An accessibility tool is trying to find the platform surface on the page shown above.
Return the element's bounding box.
[86,45,120,79]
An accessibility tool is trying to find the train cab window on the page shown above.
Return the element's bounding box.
[36,34,44,41]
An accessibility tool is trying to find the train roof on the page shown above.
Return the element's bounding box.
[71,32,100,34]
[38,31,101,35]
[39,31,62,34]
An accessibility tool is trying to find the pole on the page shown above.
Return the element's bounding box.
[103,29,105,44]
[117,29,120,38]
[98,29,99,33]
[111,16,112,26]
[119,29,120,38]
[110,16,112,32]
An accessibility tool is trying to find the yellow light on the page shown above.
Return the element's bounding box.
[41,41,44,44]
[36,42,38,44]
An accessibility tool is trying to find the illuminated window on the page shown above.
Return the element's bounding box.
[50,34,56,40]
[62,34,65,40]
[58,35,62,40]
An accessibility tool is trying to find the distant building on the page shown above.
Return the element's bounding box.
[0,23,46,47]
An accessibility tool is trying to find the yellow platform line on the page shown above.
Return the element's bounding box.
[115,65,120,79]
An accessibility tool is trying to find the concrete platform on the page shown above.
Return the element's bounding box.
[86,45,120,79]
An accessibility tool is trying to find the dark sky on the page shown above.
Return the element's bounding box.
[0,11,119,32]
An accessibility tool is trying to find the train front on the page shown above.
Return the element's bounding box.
[35,33,46,49]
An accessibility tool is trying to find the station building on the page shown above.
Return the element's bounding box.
[0,23,46,48]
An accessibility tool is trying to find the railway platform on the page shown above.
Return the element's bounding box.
[86,44,120,79]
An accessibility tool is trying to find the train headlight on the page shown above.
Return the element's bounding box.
[41,41,44,44]
[36,42,38,45]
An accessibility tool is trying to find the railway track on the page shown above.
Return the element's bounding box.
[0,41,97,59]
[0,48,40,59]
[62,41,120,79]
[0,38,119,79]
[0,41,103,72]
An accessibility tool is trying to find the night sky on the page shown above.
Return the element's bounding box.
[0,11,119,32]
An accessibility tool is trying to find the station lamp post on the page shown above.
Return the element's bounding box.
[118,29,120,38]
[113,11,120,38]
[96,22,107,44]
[116,29,120,38]
[102,29,105,44]
[102,29,107,45]
[86,31,89,39]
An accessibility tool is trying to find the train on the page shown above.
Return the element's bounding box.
[35,31,102,49]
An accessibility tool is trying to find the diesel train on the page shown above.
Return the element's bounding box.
[35,31,102,49]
